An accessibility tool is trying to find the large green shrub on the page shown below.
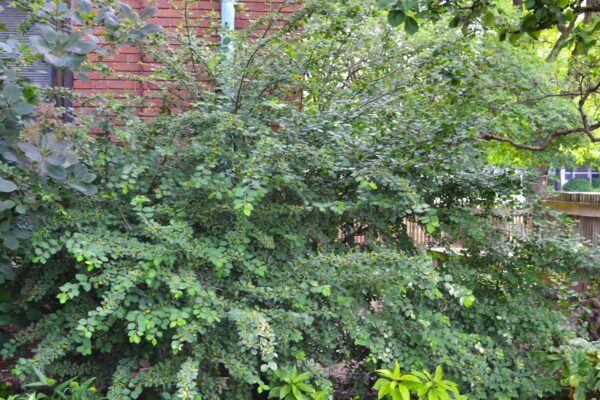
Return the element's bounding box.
[562,179,594,192]
[0,96,583,399]
[1,1,598,400]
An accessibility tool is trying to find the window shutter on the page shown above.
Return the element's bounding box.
[0,5,53,87]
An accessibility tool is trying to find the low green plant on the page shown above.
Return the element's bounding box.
[374,361,421,400]
[562,179,594,192]
[592,178,600,189]
[411,367,465,400]
[6,373,103,400]
[374,363,465,400]
[545,339,600,400]
[267,367,328,400]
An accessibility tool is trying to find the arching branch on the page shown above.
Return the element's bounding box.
[573,5,600,12]
[482,122,600,151]
[483,78,600,151]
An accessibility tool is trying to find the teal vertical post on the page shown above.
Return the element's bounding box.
[221,0,235,51]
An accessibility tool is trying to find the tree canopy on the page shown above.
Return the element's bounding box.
[379,0,600,154]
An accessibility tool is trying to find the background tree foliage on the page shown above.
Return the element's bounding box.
[381,0,600,157]
[1,0,599,399]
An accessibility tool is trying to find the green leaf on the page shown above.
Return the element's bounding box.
[520,14,537,31]
[404,16,419,34]
[463,295,475,308]
[75,0,93,15]
[0,200,15,212]
[12,102,34,115]
[139,24,163,35]
[434,365,443,381]
[377,369,395,380]
[295,383,312,392]
[243,203,253,216]
[378,382,392,399]
[574,386,586,400]
[398,384,410,400]
[482,12,495,27]
[57,292,69,304]
[558,0,569,8]
[448,16,460,28]
[296,372,311,382]
[280,385,291,399]
[139,6,158,20]
[399,374,421,383]
[508,33,522,45]
[374,378,389,390]
[393,361,401,379]
[0,177,18,193]
[47,164,68,181]
[44,53,67,68]
[18,143,42,161]
[3,233,18,250]
[268,387,280,398]
[2,83,21,103]
[292,385,308,400]
[388,8,404,25]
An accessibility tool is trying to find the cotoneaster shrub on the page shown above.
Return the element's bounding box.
[1,104,589,399]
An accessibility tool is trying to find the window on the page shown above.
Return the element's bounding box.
[0,4,54,87]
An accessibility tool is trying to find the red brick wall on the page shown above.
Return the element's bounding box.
[73,0,300,113]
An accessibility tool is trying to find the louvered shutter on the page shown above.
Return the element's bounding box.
[0,4,53,87]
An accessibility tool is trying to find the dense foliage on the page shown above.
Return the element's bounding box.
[1,1,600,399]
[562,178,597,191]
[545,339,600,400]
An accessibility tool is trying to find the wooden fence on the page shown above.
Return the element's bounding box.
[404,213,532,249]
[402,192,600,248]
[542,192,600,245]
[405,219,429,246]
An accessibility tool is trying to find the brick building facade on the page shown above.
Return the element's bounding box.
[1,1,298,106]
[74,1,298,103]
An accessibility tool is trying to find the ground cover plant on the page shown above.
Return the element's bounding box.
[1,0,600,399]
